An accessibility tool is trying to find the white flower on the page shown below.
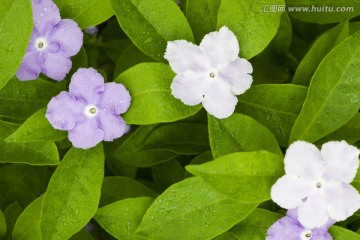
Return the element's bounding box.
[164,26,253,119]
[271,140,360,229]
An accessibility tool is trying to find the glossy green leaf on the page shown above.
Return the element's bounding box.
[110,0,194,62]
[0,0,33,90]
[40,145,105,240]
[186,0,221,42]
[186,151,284,203]
[95,197,153,240]
[208,113,282,158]
[286,0,360,24]
[53,0,113,29]
[329,226,360,240]
[0,209,6,238]
[217,0,283,59]
[236,84,308,147]
[152,160,186,191]
[136,177,257,240]
[3,202,23,240]
[292,21,349,86]
[0,78,61,119]
[290,32,360,143]
[116,63,201,124]
[100,176,158,207]
[5,108,67,143]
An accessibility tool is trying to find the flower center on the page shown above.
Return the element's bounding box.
[35,37,47,51]
[84,105,98,117]
[208,69,218,79]
[315,179,325,189]
[301,230,312,240]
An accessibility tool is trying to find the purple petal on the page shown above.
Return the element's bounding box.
[97,110,127,141]
[69,68,105,103]
[50,19,83,57]
[68,118,104,149]
[46,91,87,130]
[41,52,72,81]
[311,230,333,240]
[99,83,131,115]
[16,50,41,81]
[32,0,61,34]
[266,216,303,240]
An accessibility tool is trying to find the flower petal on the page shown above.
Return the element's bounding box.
[46,91,87,130]
[171,72,209,106]
[41,52,72,81]
[68,118,104,149]
[32,0,61,34]
[200,26,239,67]
[164,40,211,75]
[97,110,127,141]
[325,181,360,221]
[298,195,329,228]
[16,50,42,81]
[50,19,83,57]
[271,175,313,209]
[284,141,324,180]
[321,140,360,183]
[202,80,237,119]
[69,68,105,103]
[218,58,253,95]
[98,83,131,115]
[266,216,302,240]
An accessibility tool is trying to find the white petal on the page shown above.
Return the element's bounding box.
[164,40,211,75]
[298,194,329,228]
[200,26,239,67]
[202,79,237,119]
[271,175,313,209]
[325,181,360,221]
[218,58,253,95]
[171,72,209,106]
[321,140,360,183]
[284,141,324,180]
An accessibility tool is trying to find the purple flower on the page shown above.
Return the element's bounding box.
[266,209,334,240]
[46,68,131,149]
[16,0,83,81]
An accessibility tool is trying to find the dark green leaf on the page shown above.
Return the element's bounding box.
[99,39,132,63]
[0,209,6,238]
[152,160,186,191]
[3,202,22,240]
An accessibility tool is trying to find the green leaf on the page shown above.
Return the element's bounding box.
[152,160,186,191]
[0,0,33,90]
[69,228,95,240]
[71,47,88,73]
[286,0,360,24]
[186,0,221,43]
[113,125,177,167]
[116,63,201,124]
[270,13,292,54]
[5,108,67,143]
[100,176,158,207]
[136,177,257,240]
[0,209,6,238]
[236,84,308,147]
[53,0,113,29]
[329,226,360,240]
[289,32,360,144]
[40,145,105,240]
[0,164,49,209]
[99,39,132,63]
[208,113,282,158]
[12,197,43,240]
[292,21,349,86]
[0,78,61,119]
[95,197,154,240]
[186,151,284,203]
[0,121,60,165]
[217,0,284,59]
[3,202,23,240]
[110,0,194,62]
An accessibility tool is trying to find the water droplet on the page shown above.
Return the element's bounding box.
[43,7,47,12]
[40,13,44,17]
[144,38,153,43]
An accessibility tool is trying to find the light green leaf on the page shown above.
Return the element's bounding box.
[5,108,67,143]
[292,21,349,86]
[136,177,257,240]
[208,113,282,158]
[289,32,360,144]
[236,84,308,147]
[100,176,158,207]
[0,209,6,238]
[186,0,221,43]
[329,226,360,240]
[4,202,23,240]
[217,0,283,59]
[110,0,194,62]
[186,151,284,203]
[0,0,33,90]
[152,160,186,191]
[53,0,113,29]
[0,78,61,119]
[95,197,154,240]
[116,63,201,124]
[40,145,105,240]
